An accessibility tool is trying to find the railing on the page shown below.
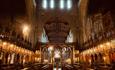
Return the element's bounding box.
[0,33,33,51]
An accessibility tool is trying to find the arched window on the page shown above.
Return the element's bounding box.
[42,0,47,9]
[67,0,72,9]
[50,0,55,9]
[40,29,48,43]
[42,0,72,10]
[66,30,73,43]
[60,0,65,9]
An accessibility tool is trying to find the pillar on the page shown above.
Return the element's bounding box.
[40,47,41,63]
[71,47,73,65]
[10,53,15,64]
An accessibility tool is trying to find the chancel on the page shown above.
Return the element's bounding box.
[0,0,115,70]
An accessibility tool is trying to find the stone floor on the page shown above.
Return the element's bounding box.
[0,63,114,70]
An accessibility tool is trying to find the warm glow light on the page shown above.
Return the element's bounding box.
[48,46,53,51]
[89,59,91,63]
[0,40,33,60]
[93,48,96,52]
[44,59,48,63]
[54,50,60,58]
[81,40,115,55]
[65,58,71,64]
[100,45,103,48]
[103,56,106,61]
[54,54,60,58]
[18,48,21,52]
[75,50,79,54]
[22,24,30,37]
[3,42,7,46]
[89,49,93,53]
[10,44,14,48]
[106,42,110,46]
[0,40,2,42]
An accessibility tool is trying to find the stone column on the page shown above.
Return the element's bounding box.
[71,47,73,65]
[5,52,8,64]
[21,55,24,64]
[40,47,42,63]
[2,52,6,64]
[10,53,15,64]
[7,53,11,64]
[60,48,63,69]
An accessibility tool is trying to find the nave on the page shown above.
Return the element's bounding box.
[0,0,115,70]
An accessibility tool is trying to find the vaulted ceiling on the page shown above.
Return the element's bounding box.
[35,0,80,43]
[0,0,26,16]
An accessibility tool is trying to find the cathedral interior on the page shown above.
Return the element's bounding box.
[0,0,115,70]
